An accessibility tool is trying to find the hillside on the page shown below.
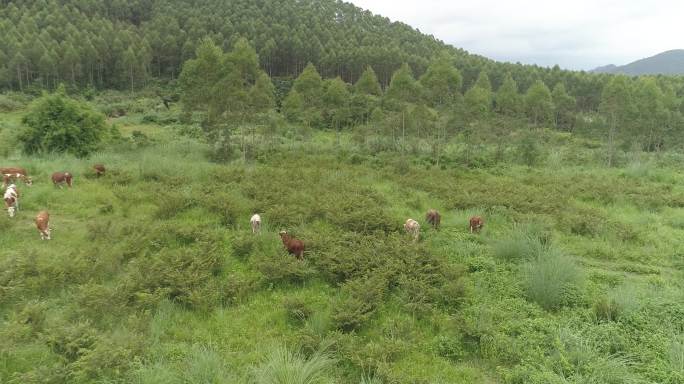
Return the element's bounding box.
[591,49,684,75]
[1,91,684,383]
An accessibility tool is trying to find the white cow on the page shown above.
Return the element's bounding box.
[250,214,262,234]
[404,218,420,242]
[4,184,18,217]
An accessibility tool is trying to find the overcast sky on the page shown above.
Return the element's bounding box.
[350,0,684,70]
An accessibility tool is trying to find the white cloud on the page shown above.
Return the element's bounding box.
[349,0,684,70]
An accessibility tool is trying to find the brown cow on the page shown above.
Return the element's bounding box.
[404,218,420,241]
[51,172,73,188]
[425,209,441,229]
[1,167,32,187]
[35,211,51,240]
[93,164,106,177]
[279,230,305,259]
[469,216,484,233]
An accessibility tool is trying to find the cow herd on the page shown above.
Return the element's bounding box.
[2,164,106,240]
[3,163,483,254]
[250,208,483,260]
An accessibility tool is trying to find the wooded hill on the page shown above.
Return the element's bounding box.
[2,0,684,154]
[1,0,605,107]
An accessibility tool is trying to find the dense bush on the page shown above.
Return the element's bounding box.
[20,88,108,157]
[332,275,387,332]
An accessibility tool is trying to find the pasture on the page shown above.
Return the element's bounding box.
[1,97,683,383]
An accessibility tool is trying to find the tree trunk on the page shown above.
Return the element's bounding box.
[16,65,23,91]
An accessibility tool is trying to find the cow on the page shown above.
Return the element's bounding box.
[425,209,441,229]
[404,218,420,241]
[469,216,484,233]
[35,211,51,240]
[279,230,305,259]
[93,164,106,177]
[1,167,32,187]
[3,184,18,217]
[250,214,262,234]
[51,172,73,188]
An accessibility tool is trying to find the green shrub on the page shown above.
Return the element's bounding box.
[283,297,314,325]
[251,346,334,384]
[332,275,387,332]
[69,329,144,382]
[20,87,107,157]
[0,94,23,112]
[432,334,465,361]
[253,253,314,285]
[523,247,583,310]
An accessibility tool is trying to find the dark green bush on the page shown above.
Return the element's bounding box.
[332,275,387,332]
[283,297,314,325]
[20,87,107,157]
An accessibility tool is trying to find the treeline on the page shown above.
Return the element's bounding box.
[180,38,684,156]
[0,0,633,110]
[2,0,684,152]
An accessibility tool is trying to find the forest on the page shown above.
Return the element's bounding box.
[1,0,684,383]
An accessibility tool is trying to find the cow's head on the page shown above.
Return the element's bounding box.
[7,206,15,217]
[24,177,32,186]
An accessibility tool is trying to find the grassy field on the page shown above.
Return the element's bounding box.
[1,96,684,383]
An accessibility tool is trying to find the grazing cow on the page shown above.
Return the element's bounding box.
[250,214,262,234]
[279,230,305,259]
[35,211,51,240]
[404,218,420,241]
[3,184,18,217]
[1,167,32,187]
[469,216,484,233]
[425,209,441,229]
[93,164,106,177]
[51,172,73,188]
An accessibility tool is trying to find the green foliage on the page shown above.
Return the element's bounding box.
[179,37,272,136]
[524,80,554,125]
[385,63,422,106]
[551,83,576,129]
[495,73,521,116]
[419,52,462,108]
[464,82,492,120]
[355,66,383,96]
[332,275,387,332]
[20,87,107,157]
[283,297,314,325]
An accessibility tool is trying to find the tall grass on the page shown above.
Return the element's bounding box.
[251,346,334,384]
[669,335,684,373]
[492,223,550,262]
[183,345,234,383]
[593,285,641,322]
[523,247,583,310]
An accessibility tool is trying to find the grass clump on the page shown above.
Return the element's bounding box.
[523,247,583,310]
[493,223,550,262]
[592,285,640,322]
[251,346,334,384]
